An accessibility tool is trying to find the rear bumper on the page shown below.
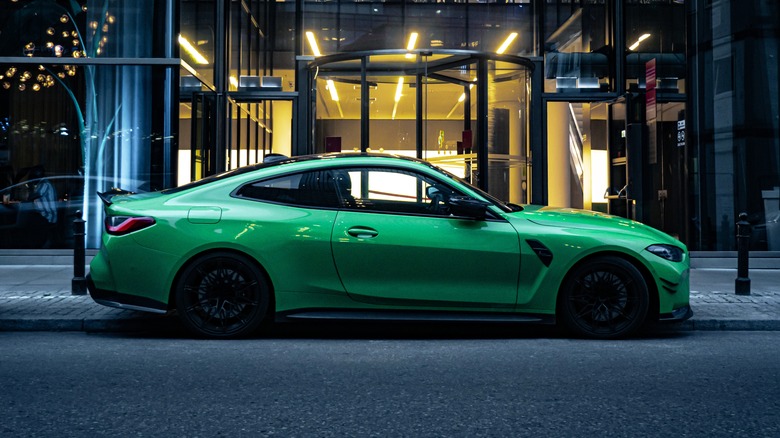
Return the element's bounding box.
[87,274,168,314]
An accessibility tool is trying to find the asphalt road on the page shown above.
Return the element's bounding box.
[1,329,779,437]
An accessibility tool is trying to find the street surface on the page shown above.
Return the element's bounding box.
[1,328,779,436]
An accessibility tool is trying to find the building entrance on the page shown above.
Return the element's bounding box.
[307,50,533,205]
[547,95,687,241]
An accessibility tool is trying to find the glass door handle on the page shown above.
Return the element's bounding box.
[347,227,379,239]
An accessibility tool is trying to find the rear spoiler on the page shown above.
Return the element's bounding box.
[97,188,136,207]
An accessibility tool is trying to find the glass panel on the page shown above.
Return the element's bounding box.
[303,1,535,56]
[225,99,292,170]
[1,63,175,248]
[0,0,169,58]
[624,0,685,93]
[315,73,362,153]
[543,1,610,93]
[365,70,417,156]
[179,91,217,184]
[486,60,530,205]
[0,61,83,249]
[689,0,780,251]
[420,60,478,182]
[181,0,217,88]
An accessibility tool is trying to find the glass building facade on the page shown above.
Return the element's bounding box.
[0,0,778,252]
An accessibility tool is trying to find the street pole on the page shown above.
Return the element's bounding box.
[735,212,751,295]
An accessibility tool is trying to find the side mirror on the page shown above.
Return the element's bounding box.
[448,196,489,220]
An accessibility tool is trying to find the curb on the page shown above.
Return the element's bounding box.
[0,316,178,333]
[2,318,780,333]
[679,319,780,331]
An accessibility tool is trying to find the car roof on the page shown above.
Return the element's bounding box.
[265,152,427,167]
[162,153,434,194]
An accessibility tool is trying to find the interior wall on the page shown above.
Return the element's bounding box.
[547,102,571,207]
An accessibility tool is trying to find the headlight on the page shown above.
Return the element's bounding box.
[646,244,684,262]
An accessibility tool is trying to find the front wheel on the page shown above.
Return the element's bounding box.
[175,252,271,338]
[558,256,649,339]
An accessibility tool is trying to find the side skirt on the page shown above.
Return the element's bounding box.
[276,309,556,325]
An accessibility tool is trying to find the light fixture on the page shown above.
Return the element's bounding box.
[392,77,404,120]
[629,33,651,51]
[496,32,518,54]
[326,79,339,101]
[405,32,418,59]
[306,31,322,56]
[448,84,475,118]
[325,79,343,118]
[229,75,239,89]
[406,32,418,51]
[178,35,209,64]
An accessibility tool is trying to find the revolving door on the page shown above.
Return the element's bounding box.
[308,50,533,205]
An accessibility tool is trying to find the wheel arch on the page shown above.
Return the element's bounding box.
[555,250,659,321]
[167,248,276,315]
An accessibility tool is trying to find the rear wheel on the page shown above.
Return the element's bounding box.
[175,252,270,338]
[559,256,649,339]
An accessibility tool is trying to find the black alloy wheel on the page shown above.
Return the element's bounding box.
[175,252,271,338]
[559,256,649,339]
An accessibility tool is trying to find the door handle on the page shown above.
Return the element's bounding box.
[347,227,379,239]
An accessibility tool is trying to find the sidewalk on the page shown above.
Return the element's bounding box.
[0,265,778,333]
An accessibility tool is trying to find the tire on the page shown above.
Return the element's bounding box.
[558,256,649,339]
[175,252,271,338]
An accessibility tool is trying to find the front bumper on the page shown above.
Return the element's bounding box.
[658,304,694,322]
[87,274,168,314]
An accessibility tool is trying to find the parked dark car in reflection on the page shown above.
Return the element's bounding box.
[0,174,148,248]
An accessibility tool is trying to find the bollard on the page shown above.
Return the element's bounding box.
[72,210,87,295]
[735,212,751,295]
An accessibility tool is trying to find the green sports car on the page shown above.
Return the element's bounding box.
[87,153,692,339]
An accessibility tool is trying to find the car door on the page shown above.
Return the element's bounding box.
[330,166,520,308]
[231,170,346,296]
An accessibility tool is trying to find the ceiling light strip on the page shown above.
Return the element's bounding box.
[178,35,209,64]
[629,33,651,51]
[306,31,322,56]
[496,32,518,55]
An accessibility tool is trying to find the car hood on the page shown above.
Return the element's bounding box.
[512,205,680,244]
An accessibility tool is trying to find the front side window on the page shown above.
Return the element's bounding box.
[234,170,341,208]
[342,167,461,217]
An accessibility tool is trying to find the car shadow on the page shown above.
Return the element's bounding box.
[93,316,693,342]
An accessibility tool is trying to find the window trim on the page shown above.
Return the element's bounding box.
[230,170,342,210]
[229,163,507,222]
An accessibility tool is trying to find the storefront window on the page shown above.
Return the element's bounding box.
[303,1,534,56]
[543,0,610,93]
[1,1,176,249]
[624,0,685,93]
[0,63,176,249]
[180,0,217,88]
[689,0,780,251]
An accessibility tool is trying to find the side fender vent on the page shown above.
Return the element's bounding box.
[526,239,553,267]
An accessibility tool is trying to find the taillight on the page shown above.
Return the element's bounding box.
[105,216,156,236]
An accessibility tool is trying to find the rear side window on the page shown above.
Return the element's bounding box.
[234,171,340,208]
